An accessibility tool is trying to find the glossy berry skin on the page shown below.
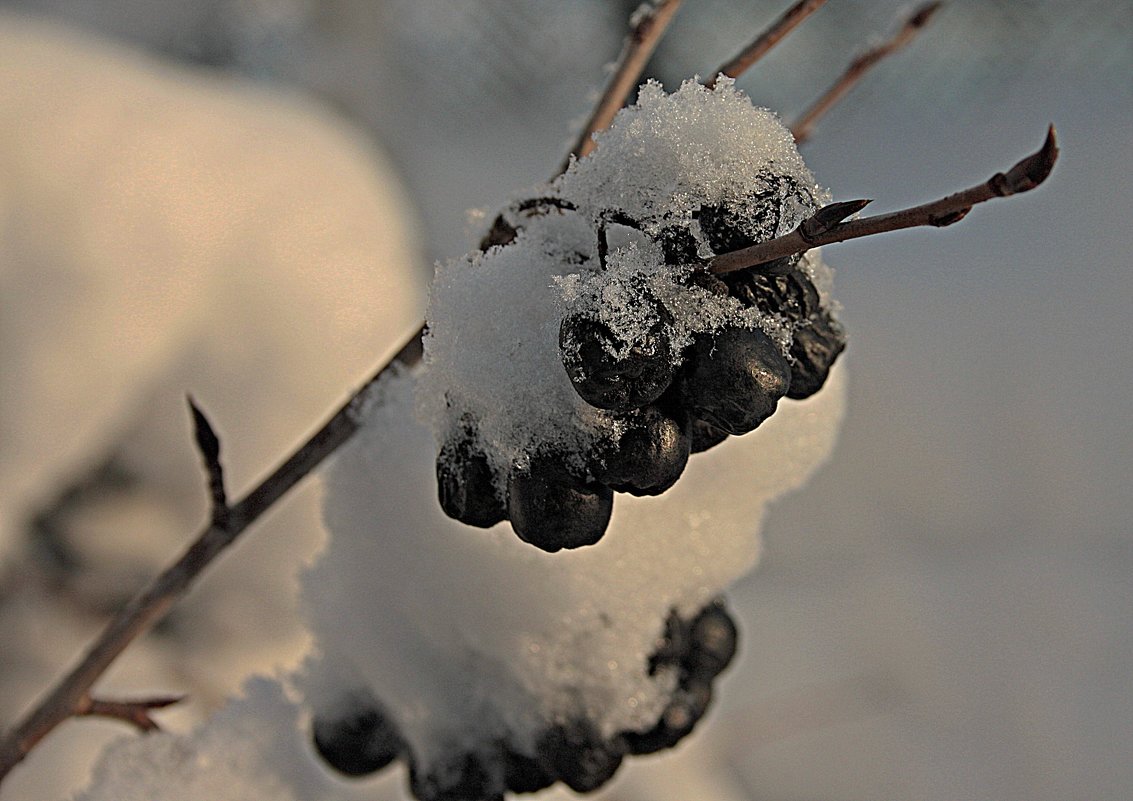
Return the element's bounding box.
[590,405,689,496]
[436,425,506,528]
[684,601,739,682]
[312,702,403,777]
[676,326,791,435]
[507,454,614,552]
[559,301,677,413]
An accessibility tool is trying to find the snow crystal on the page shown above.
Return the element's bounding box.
[75,678,326,801]
[305,77,846,783]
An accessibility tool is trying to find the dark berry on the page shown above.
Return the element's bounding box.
[787,312,846,400]
[507,454,613,552]
[502,748,555,794]
[646,610,691,675]
[698,175,816,273]
[408,753,503,801]
[687,418,730,454]
[312,698,402,778]
[684,601,739,682]
[590,405,689,496]
[622,680,713,755]
[723,266,822,324]
[436,424,506,528]
[559,301,677,413]
[676,326,791,435]
[536,720,625,793]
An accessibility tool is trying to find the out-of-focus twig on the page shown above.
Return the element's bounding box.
[77,695,185,734]
[709,125,1058,276]
[706,0,829,88]
[790,2,943,144]
[560,0,684,171]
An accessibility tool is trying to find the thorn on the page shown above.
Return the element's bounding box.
[187,396,229,527]
[800,198,872,241]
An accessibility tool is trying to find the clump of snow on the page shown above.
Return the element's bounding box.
[75,678,325,801]
[560,77,827,238]
[306,76,846,785]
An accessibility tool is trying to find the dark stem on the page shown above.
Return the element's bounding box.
[707,0,829,88]
[709,125,1058,276]
[790,2,943,144]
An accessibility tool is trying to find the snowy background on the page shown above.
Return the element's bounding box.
[1,1,1130,800]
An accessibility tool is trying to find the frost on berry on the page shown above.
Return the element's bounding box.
[304,78,847,799]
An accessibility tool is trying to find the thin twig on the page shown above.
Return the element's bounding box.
[709,125,1058,276]
[790,1,943,144]
[706,0,829,88]
[77,695,185,733]
[0,329,422,780]
[560,0,684,172]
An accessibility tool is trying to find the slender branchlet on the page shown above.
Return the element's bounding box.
[706,0,829,88]
[560,0,684,172]
[77,694,185,734]
[709,125,1058,276]
[790,2,943,144]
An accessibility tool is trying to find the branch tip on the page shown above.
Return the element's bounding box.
[998,124,1059,195]
[187,395,220,466]
[187,396,229,526]
[910,1,945,29]
[79,694,186,733]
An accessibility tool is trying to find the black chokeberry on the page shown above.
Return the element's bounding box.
[312,698,403,778]
[559,300,678,413]
[723,265,822,324]
[622,680,713,755]
[787,312,846,400]
[535,720,626,793]
[436,424,506,528]
[408,753,504,801]
[507,454,613,552]
[676,326,791,436]
[502,747,556,794]
[684,601,739,682]
[590,405,689,496]
[687,417,730,454]
[698,175,816,273]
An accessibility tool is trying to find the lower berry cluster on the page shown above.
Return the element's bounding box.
[312,599,738,800]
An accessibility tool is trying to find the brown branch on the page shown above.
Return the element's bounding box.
[709,125,1058,276]
[77,694,185,733]
[0,327,424,781]
[560,0,684,172]
[706,0,829,89]
[790,1,943,144]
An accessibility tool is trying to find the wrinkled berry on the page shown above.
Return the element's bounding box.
[590,405,689,496]
[687,417,730,454]
[312,698,402,777]
[787,312,846,400]
[676,326,791,435]
[502,748,556,794]
[507,454,613,552]
[436,425,506,528]
[559,300,678,413]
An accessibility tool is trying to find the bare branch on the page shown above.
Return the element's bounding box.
[706,0,829,88]
[77,694,185,733]
[709,125,1058,276]
[0,326,424,781]
[790,2,943,144]
[188,397,229,530]
[560,0,684,172]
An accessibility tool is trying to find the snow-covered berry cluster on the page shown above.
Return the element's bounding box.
[302,78,847,800]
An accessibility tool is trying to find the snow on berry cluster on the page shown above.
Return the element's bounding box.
[303,78,847,800]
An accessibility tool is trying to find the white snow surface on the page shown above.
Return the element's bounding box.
[75,678,325,801]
